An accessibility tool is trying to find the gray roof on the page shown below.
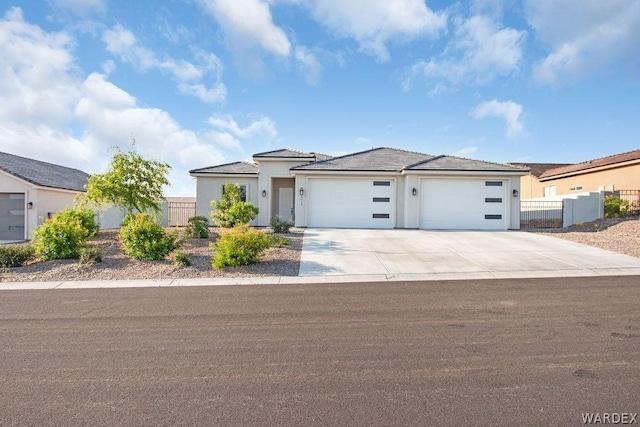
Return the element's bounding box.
[0,151,90,192]
[189,161,258,175]
[291,147,435,171]
[292,147,528,173]
[408,155,528,172]
[253,149,317,159]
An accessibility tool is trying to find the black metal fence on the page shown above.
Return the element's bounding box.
[167,201,196,227]
[520,200,564,229]
[615,190,640,214]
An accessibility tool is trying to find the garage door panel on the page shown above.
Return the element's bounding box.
[0,193,26,240]
[307,179,393,228]
[420,179,506,230]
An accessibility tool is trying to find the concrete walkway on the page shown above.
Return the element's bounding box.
[2,229,640,290]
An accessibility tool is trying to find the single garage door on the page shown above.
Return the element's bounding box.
[0,193,26,240]
[307,178,394,228]
[420,179,506,230]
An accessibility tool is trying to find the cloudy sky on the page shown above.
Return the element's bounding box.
[2,1,639,195]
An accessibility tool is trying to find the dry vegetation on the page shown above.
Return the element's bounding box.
[1,228,303,283]
[1,217,639,283]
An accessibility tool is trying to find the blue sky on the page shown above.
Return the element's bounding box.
[1,1,639,196]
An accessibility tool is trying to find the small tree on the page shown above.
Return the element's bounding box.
[81,142,170,216]
[211,183,259,227]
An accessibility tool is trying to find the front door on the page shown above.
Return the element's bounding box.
[278,187,294,221]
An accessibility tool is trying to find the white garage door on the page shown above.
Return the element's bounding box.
[0,193,26,240]
[420,179,506,230]
[307,178,394,228]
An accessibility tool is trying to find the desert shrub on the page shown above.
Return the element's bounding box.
[268,233,290,248]
[56,207,100,238]
[0,245,35,268]
[78,247,103,265]
[604,196,631,218]
[32,215,88,260]
[120,213,179,260]
[211,183,259,228]
[211,224,270,269]
[172,250,192,267]
[185,216,210,238]
[270,215,294,233]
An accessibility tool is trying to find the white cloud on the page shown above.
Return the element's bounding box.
[0,7,80,129]
[207,114,277,140]
[525,0,640,84]
[471,99,524,138]
[0,10,228,196]
[102,24,227,103]
[305,0,446,61]
[295,46,322,85]
[406,14,525,92]
[197,0,291,57]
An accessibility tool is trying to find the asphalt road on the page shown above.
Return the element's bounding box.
[1,277,639,426]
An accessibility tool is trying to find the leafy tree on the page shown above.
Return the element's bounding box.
[211,183,259,227]
[81,143,170,216]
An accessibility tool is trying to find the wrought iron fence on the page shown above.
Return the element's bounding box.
[520,200,564,229]
[167,201,196,227]
[617,190,640,214]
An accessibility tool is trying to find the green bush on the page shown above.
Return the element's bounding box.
[270,215,294,233]
[32,215,88,260]
[185,216,210,238]
[56,207,100,238]
[0,245,35,268]
[78,247,103,265]
[120,213,179,260]
[172,250,192,267]
[604,195,631,218]
[211,183,259,228]
[211,225,270,269]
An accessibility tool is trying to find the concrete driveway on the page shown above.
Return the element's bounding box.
[299,229,640,281]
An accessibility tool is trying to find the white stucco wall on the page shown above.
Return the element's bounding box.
[195,176,259,225]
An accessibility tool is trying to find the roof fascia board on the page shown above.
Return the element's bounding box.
[189,172,258,178]
[290,170,401,176]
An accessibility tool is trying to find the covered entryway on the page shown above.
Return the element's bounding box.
[0,193,26,240]
[306,178,394,228]
[420,179,507,230]
[271,178,295,222]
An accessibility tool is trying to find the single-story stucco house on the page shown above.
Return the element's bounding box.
[190,147,529,230]
[512,149,640,199]
[0,151,90,240]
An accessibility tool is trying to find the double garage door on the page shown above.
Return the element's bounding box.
[305,178,507,230]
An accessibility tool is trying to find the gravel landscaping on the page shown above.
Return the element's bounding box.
[1,217,639,283]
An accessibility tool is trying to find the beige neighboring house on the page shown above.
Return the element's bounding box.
[0,151,89,241]
[512,149,640,199]
[191,147,529,230]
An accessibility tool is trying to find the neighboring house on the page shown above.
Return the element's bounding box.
[191,147,529,230]
[0,151,89,240]
[509,163,571,199]
[512,149,640,199]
